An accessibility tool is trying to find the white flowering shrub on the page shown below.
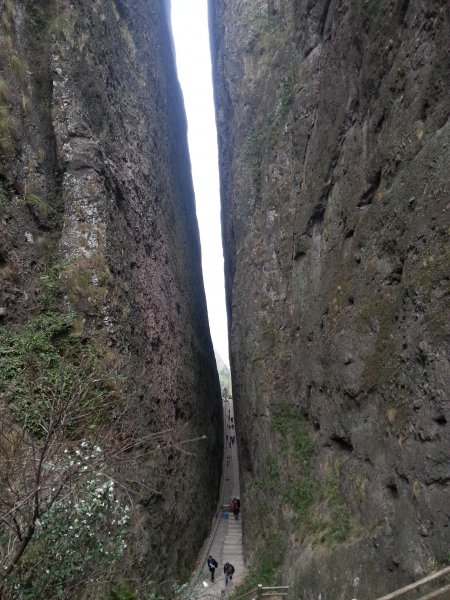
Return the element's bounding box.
[3,441,130,599]
[1,389,205,599]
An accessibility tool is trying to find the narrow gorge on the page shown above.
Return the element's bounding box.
[0,0,449,599]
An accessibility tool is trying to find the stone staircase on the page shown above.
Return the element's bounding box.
[189,398,245,598]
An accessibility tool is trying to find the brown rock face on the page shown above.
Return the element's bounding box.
[0,0,221,586]
[210,0,449,597]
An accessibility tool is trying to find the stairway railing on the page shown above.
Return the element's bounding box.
[374,565,450,600]
[230,584,289,600]
[220,563,450,599]
[228,565,450,600]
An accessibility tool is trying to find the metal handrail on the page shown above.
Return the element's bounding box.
[374,565,450,600]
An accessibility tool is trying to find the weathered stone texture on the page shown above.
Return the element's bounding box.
[210,0,449,597]
[0,0,222,586]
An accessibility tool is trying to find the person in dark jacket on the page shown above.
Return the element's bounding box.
[231,497,240,520]
[224,562,235,586]
[207,555,218,581]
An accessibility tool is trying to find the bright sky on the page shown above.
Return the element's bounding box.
[170,1,229,366]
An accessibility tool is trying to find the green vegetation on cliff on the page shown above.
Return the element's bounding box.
[0,262,120,433]
[0,261,130,598]
[231,533,283,599]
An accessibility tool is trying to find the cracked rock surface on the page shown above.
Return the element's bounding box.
[0,0,222,587]
[210,0,449,597]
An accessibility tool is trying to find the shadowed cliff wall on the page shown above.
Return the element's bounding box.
[0,0,222,588]
[210,0,449,597]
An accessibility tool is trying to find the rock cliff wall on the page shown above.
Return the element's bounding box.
[210,1,449,597]
[0,0,222,589]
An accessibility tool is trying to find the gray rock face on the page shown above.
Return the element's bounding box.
[210,0,449,597]
[0,0,222,587]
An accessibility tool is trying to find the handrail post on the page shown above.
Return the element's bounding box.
[257,584,263,598]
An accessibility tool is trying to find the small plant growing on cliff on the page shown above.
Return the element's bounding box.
[9,53,27,81]
[26,0,46,26]
[270,74,293,136]
[242,130,263,195]
[284,476,317,527]
[2,0,14,21]
[64,253,111,311]
[0,103,17,157]
[0,34,13,54]
[272,409,312,459]
[0,78,9,102]
[0,104,15,134]
[25,192,50,220]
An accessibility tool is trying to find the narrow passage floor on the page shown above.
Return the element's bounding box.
[190,398,245,598]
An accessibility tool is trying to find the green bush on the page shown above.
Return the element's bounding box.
[25,193,50,220]
[0,103,17,156]
[10,53,27,80]
[0,78,9,102]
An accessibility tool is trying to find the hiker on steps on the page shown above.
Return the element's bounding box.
[231,497,240,520]
[207,555,218,582]
[224,562,235,586]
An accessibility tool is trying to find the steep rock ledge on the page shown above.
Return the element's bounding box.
[210,1,449,598]
[0,0,222,588]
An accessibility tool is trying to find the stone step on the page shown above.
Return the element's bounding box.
[189,402,245,599]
